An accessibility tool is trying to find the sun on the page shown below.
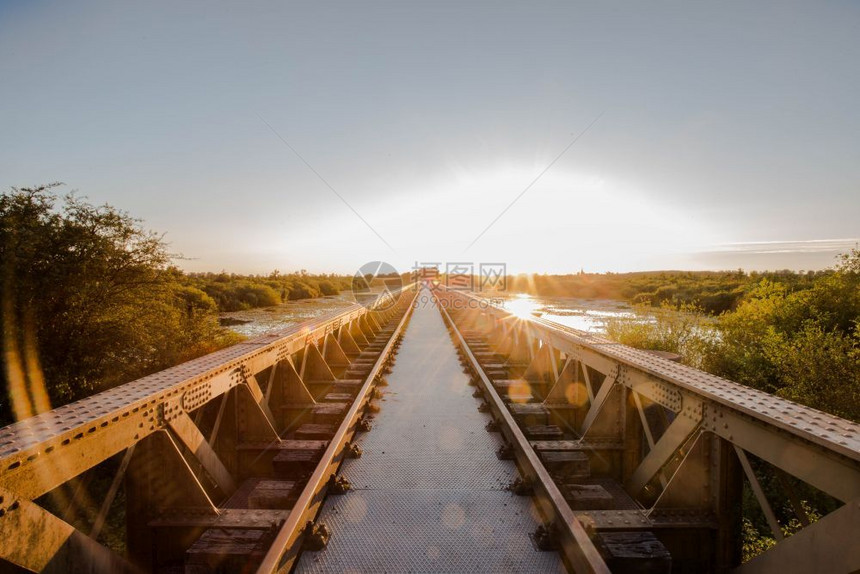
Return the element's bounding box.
[506,294,539,319]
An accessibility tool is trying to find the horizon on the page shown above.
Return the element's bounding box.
[2,1,858,274]
[2,3,860,566]
[177,249,856,277]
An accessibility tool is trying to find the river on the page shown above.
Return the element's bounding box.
[220,292,640,338]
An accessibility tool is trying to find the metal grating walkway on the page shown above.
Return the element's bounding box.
[296,294,564,573]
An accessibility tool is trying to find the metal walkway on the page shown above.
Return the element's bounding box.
[4,282,860,573]
[296,296,564,573]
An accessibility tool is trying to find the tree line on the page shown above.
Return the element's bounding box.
[602,251,859,421]
[602,250,858,559]
[187,271,352,312]
[505,268,827,315]
[0,185,349,426]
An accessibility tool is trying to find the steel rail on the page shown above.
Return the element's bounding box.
[255,287,420,573]
[444,288,860,502]
[435,289,611,574]
[0,287,414,499]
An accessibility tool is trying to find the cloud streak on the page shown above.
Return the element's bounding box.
[705,239,859,255]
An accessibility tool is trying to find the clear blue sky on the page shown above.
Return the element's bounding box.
[1,0,858,274]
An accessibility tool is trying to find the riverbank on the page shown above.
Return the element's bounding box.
[221,291,645,338]
[218,293,357,337]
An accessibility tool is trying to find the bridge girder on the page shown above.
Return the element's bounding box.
[439,288,860,573]
[0,289,412,572]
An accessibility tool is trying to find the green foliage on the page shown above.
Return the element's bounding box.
[741,498,824,563]
[605,302,718,370]
[766,325,859,420]
[317,280,338,296]
[602,249,860,421]
[0,185,241,426]
[286,281,320,301]
[704,252,860,420]
[201,281,281,310]
[741,517,776,562]
[604,250,858,563]
[507,268,824,315]
[188,272,350,311]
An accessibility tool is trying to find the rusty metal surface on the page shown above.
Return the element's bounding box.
[295,294,563,573]
[0,305,363,456]
[441,287,860,571]
[439,294,611,574]
[0,291,412,499]
[298,490,565,574]
[254,291,419,573]
[448,289,860,469]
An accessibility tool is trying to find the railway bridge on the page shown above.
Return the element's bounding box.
[0,284,858,573]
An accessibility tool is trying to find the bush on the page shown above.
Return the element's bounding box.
[190,273,351,311]
[317,280,338,296]
[287,282,319,300]
[765,325,860,421]
[0,185,240,425]
[605,302,717,370]
[235,283,281,309]
[609,267,860,423]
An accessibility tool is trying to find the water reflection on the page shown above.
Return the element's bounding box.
[493,293,638,333]
[219,293,357,337]
[222,291,643,338]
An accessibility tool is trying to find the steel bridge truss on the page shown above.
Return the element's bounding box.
[1,281,858,573]
[436,287,860,573]
[0,286,418,573]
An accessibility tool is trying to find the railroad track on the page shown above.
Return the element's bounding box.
[2,282,859,573]
[436,286,860,574]
[437,291,610,574]
[0,287,419,573]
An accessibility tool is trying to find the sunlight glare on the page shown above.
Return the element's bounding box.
[506,294,540,319]
[264,164,718,275]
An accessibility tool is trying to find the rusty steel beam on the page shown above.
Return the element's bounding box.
[254,288,419,574]
[627,413,702,497]
[579,368,619,436]
[734,499,860,573]
[90,445,135,540]
[167,410,237,495]
[0,289,412,501]
[734,445,783,541]
[437,292,611,574]
[440,288,860,504]
[0,484,137,573]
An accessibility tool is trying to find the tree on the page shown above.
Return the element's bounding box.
[317,280,338,296]
[0,184,237,426]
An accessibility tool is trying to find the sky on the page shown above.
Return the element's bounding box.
[1,0,858,275]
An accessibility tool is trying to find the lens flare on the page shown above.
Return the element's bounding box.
[506,294,539,320]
